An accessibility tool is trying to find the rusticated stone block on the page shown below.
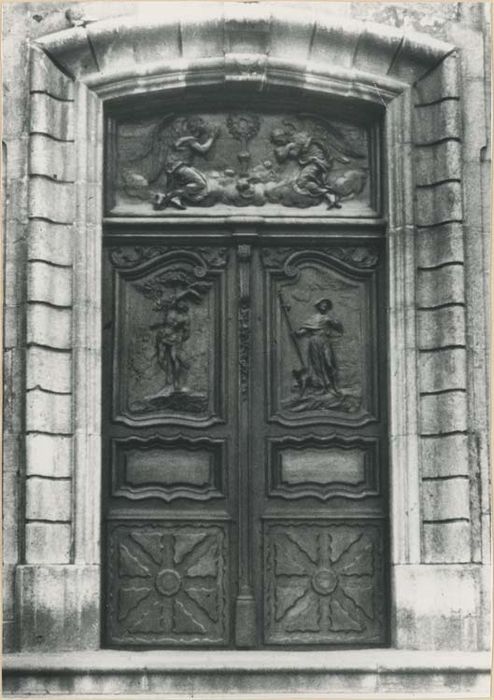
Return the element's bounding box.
[27,304,71,349]
[28,178,75,224]
[26,346,71,394]
[26,434,72,478]
[24,523,71,564]
[413,100,461,145]
[418,306,466,349]
[310,19,360,68]
[28,220,73,267]
[15,564,100,651]
[29,134,75,182]
[26,477,72,522]
[224,3,271,55]
[88,16,182,75]
[414,140,462,187]
[26,389,72,434]
[423,479,470,521]
[417,223,464,268]
[269,8,315,62]
[392,564,483,650]
[419,348,467,393]
[27,261,72,307]
[421,434,470,478]
[415,181,463,227]
[181,8,226,59]
[415,52,460,104]
[420,391,467,435]
[423,521,471,563]
[30,47,74,101]
[30,92,74,140]
[353,25,403,75]
[417,265,465,308]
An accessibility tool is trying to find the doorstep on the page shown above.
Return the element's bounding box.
[3,649,491,697]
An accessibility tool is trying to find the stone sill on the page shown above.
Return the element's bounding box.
[3,650,491,697]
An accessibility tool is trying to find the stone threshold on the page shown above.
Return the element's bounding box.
[3,650,491,697]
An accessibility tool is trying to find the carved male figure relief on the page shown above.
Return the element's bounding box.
[294,297,343,394]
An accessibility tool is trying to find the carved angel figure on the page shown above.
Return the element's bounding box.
[152,116,220,210]
[270,119,366,209]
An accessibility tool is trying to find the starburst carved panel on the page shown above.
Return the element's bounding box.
[264,522,386,645]
[107,523,229,646]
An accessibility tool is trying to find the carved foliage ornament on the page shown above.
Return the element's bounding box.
[113,112,370,213]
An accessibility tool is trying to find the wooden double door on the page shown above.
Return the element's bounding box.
[103,234,388,648]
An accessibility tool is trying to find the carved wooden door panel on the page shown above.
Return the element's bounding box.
[103,239,388,648]
[103,244,236,647]
[251,243,388,647]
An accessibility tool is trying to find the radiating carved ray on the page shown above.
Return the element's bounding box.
[128,599,164,634]
[174,596,208,635]
[117,584,153,622]
[185,583,219,622]
[118,543,153,578]
[180,535,218,577]
[131,531,163,566]
[332,584,370,628]
[334,538,374,577]
[275,581,308,622]
[283,590,320,633]
[173,532,208,567]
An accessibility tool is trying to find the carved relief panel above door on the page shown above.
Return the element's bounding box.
[106,110,379,217]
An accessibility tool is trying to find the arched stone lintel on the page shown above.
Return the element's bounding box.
[33,4,454,102]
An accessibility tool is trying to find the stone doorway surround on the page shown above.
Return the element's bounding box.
[3,2,491,696]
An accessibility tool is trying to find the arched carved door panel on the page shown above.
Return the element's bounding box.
[102,105,388,649]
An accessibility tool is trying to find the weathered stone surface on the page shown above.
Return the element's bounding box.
[421,434,470,478]
[310,19,360,68]
[224,3,271,55]
[26,434,72,478]
[413,100,462,145]
[418,306,466,349]
[27,304,72,349]
[416,223,464,268]
[27,346,71,394]
[180,7,226,60]
[26,477,72,522]
[352,24,403,74]
[414,140,462,187]
[28,177,75,224]
[25,390,72,434]
[415,181,463,227]
[30,46,74,101]
[415,52,460,104]
[269,8,315,62]
[16,564,100,650]
[419,348,467,393]
[29,134,75,182]
[30,92,74,140]
[420,391,467,435]
[24,523,71,564]
[422,478,471,521]
[417,265,465,308]
[28,220,73,267]
[27,261,72,307]
[423,521,471,563]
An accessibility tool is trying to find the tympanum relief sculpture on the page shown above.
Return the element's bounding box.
[110,112,372,215]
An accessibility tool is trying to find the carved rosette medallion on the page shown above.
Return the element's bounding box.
[110,112,373,215]
[264,523,386,644]
[108,523,229,645]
